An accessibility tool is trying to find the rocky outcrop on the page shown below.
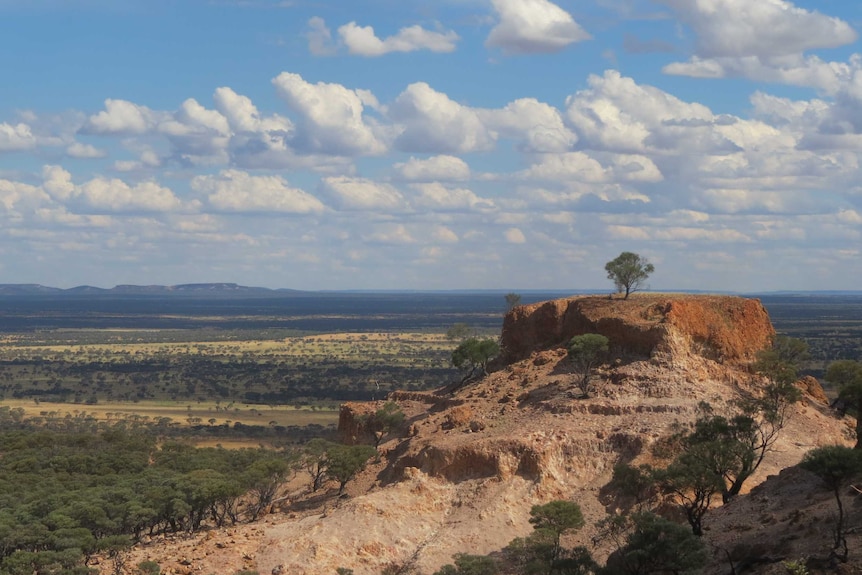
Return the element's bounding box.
[339,395,466,445]
[796,374,829,405]
[313,295,842,574]
[500,294,774,366]
[338,402,378,445]
[342,295,779,484]
[112,294,855,575]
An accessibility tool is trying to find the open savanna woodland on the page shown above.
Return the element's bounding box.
[0,290,862,575]
[0,291,532,445]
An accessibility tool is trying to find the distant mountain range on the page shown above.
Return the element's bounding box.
[0,284,860,297]
[0,283,301,297]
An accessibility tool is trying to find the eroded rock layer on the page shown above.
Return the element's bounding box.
[499,294,774,365]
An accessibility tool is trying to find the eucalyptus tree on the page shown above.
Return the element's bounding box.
[604,252,654,299]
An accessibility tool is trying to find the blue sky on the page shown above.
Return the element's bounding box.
[1,0,861,291]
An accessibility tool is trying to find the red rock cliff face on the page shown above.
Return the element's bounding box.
[499,294,774,365]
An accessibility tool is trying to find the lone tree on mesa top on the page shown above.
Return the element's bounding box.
[605,251,655,299]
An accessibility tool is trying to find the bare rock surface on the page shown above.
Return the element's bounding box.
[499,294,774,365]
[108,294,856,575]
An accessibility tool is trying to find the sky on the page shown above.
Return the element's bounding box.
[1,0,861,292]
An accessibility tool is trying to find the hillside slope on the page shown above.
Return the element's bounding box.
[115,294,855,575]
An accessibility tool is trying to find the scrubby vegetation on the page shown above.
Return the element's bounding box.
[801,445,862,562]
[0,332,456,405]
[0,419,379,575]
[608,338,806,536]
[763,295,862,375]
[452,338,500,382]
[567,334,609,398]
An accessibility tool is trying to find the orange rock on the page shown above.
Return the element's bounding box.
[499,294,773,365]
[441,405,473,430]
[796,375,829,405]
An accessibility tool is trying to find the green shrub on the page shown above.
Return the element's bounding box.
[783,559,809,575]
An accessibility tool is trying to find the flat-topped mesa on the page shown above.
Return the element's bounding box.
[499,294,775,366]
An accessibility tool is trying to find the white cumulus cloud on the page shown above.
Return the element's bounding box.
[658,0,856,59]
[159,98,231,163]
[393,155,471,181]
[272,72,386,156]
[66,142,106,159]
[504,227,526,243]
[607,154,664,183]
[338,22,459,56]
[390,82,495,153]
[408,182,495,212]
[479,98,576,152]
[113,150,162,173]
[36,165,183,213]
[658,0,858,92]
[0,122,37,152]
[0,178,48,212]
[486,0,591,55]
[42,165,76,201]
[84,99,164,135]
[519,152,608,182]
[307,17,337,56]
[77,178,182,213]
[433,226,459,243]
[192,170,325,214]
[564,70,718,153]
[837,209,862,224]
[363,223,415,244]
[320,176,404,211]
[214,87,291,134]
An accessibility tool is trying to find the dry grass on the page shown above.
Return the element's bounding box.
[1,399,339,428]
[0,330,455,403]
[0,332,452,366]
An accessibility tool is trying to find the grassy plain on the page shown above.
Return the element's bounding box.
[0,331,452,361]
[0,328,457,446]
[760,294,862,377]
[0,398,339,428]
[0,331,458,405]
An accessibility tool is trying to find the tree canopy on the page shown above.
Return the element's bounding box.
[826,360,862,449]
[567,334,609,398]
[434,553,499,575]
[324,444,377,494]
[505,293,522,311]
[603,512,708,575]
[506,501,593,575]
[653,448,724,536]
[671,391,798,508]
[801,445,862,561]
[0,427,300,574]
[604,252,654,299]
[752,335,808,392]
[446,323,474,342]
[452,338,500,380]
[363,401,405,447]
